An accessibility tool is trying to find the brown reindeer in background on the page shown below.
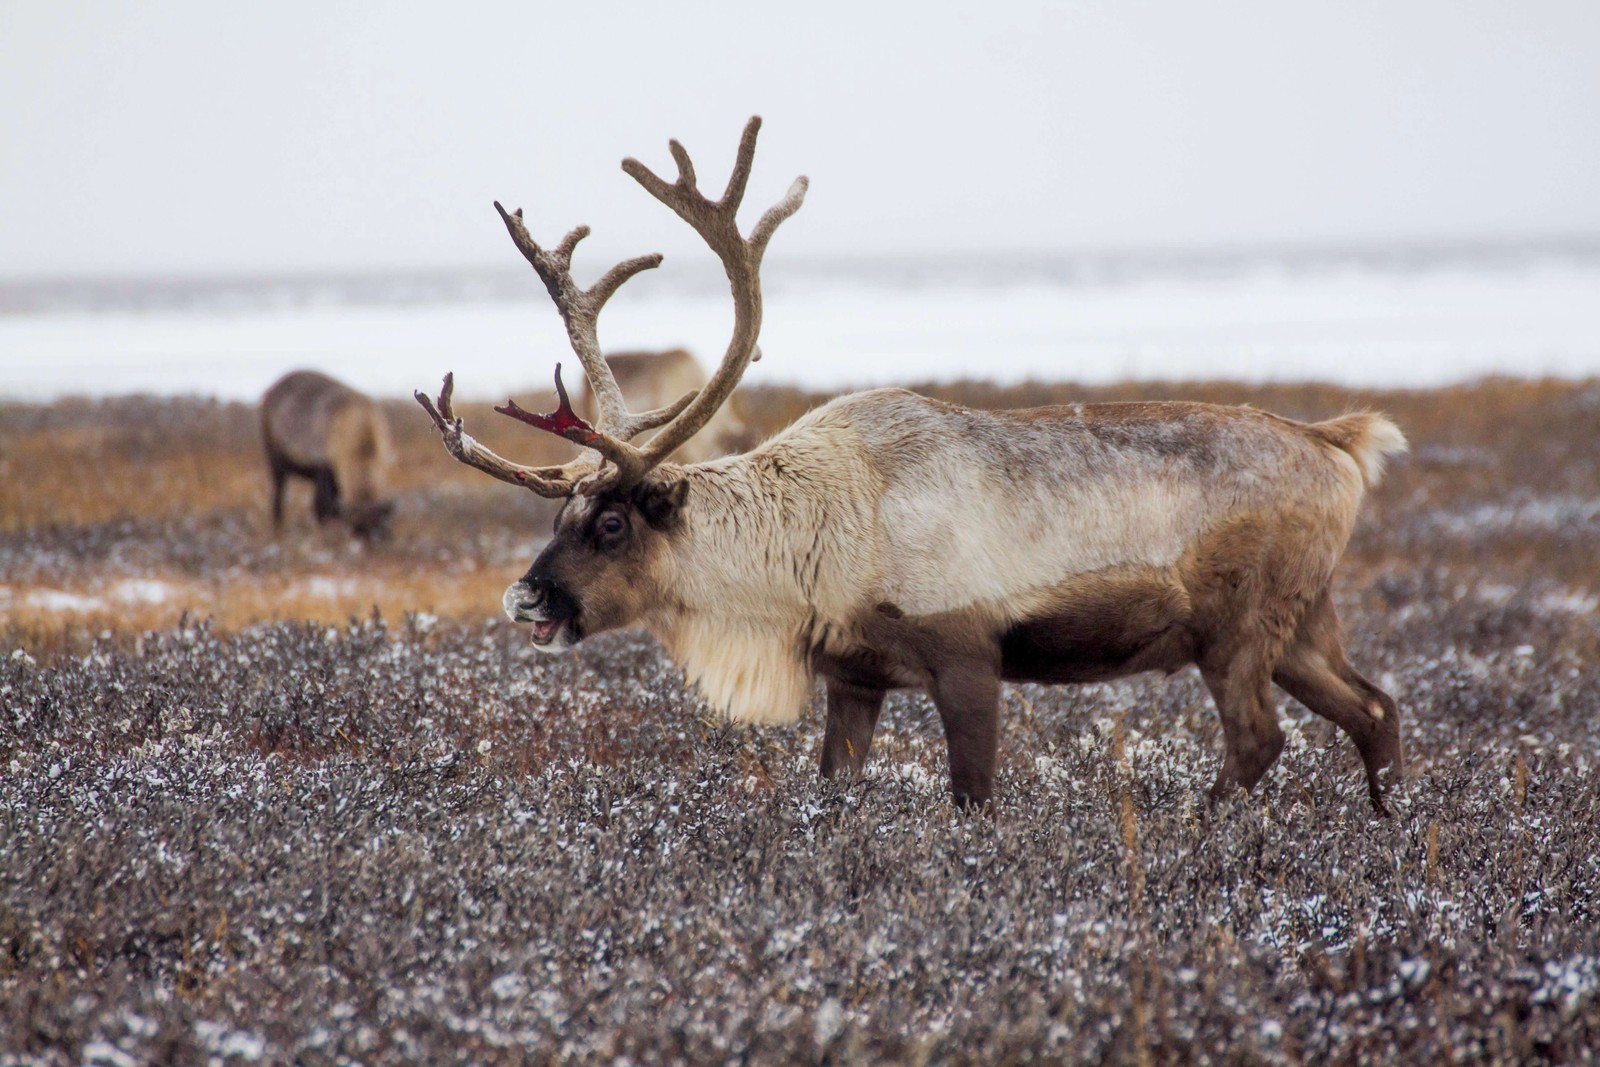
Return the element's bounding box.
[262,370,394,541]
[418,117,1408,812]
[574,349,753,463]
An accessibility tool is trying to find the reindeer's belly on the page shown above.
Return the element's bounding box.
[999,565,1195,684]
[273,453,331,480]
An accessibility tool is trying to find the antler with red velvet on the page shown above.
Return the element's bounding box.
[416,116,806,497]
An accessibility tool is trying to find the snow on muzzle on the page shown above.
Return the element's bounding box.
[503,577,582,651]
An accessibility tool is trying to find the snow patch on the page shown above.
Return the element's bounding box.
[1538,589,1600,616]
[302,576,362,599]
[21,588,104,612]
[111,578,175,604]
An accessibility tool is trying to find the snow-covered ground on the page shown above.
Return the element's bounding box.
[4,251,1600,402]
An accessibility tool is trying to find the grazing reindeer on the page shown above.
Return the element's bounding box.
[575,349,753,462]
[262,370,395,541]
[417,117,1408,812]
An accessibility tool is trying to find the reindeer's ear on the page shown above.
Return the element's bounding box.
[633,476,689,530]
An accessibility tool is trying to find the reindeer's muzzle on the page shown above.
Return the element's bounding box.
[503,576,581,653]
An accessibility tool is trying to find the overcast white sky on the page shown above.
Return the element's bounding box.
[3,1,1597,277]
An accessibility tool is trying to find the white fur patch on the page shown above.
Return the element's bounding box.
[877,458,1207,616]
[1347,416,1409,487]
[662,616,812,724]
[641,433,883,725]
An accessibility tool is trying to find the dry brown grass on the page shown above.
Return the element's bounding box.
[4,376,1598,650]
[0,393,572,533]
[0,564,515,658]
[0,392,578,650]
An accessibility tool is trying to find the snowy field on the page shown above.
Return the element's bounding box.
[4,249,1600,402]
[5,287,1600,1061]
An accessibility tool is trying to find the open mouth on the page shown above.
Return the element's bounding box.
[505,580,580,650]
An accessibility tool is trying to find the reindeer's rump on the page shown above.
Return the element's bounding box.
[787,389,1397,621]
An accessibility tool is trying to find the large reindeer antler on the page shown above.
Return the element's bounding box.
[416,116,807,497]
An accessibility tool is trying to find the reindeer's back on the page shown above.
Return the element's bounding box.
[261,370,371,470]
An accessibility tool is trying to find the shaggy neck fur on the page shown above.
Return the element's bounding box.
[643,418,882,724]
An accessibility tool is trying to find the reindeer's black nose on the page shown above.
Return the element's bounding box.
[510,574,578,623]
[515,577,551,615]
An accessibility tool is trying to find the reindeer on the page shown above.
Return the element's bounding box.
[262,370,395,541]
[417,117,1408,812]
[574,349,753,463]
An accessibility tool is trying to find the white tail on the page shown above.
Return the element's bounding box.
[1311,412,1410,487]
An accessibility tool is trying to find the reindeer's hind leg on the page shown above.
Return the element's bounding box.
[1273,589,1403,814]
[819,678,886,780]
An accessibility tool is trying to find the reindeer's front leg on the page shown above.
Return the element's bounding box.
[819,677,886,780]
[929,661,1002,808]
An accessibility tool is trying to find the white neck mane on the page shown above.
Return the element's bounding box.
[645,427,883,724]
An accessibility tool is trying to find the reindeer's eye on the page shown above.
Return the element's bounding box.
[598,513,626,538]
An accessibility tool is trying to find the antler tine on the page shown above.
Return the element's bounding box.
[413,375,598,497]
[668,140,698,192]
[494,364,596,443]
[627,389,700,434]
[552,223,588,262]
[749,176,810,261]
[588,252,666,313]
[616,115,808,468]
[492,201,660,439]
[720,115,760,209]
[414,369,459,430]
[494,204,586,304]
[493,364,652,484]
